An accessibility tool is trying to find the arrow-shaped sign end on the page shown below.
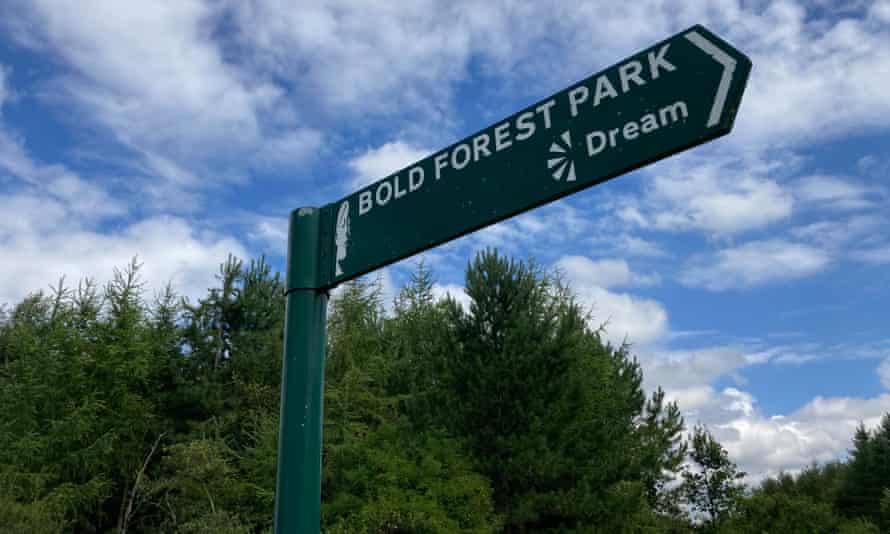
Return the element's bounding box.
[685,30,738,128]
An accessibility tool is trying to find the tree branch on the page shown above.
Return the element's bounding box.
[119,432,166,534]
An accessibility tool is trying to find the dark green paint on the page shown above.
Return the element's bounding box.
[277,25,751,533]
[317,25,751,288]
[275,208,328,534]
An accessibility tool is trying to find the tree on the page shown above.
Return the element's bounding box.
[723,492,842,534]
[838,416,890,526]
[320,276,501,532]
[0,261,170,531]
[417,250,686,531]
[680,426,745,527]
[881,488,890,525]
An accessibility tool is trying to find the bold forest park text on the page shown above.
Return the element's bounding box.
[357,44,679,217]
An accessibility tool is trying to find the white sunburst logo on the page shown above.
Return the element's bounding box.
[547,131,576,182]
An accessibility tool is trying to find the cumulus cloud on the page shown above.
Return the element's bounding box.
[0,213,247,305]
[555,256,659,288]
[680,239,830,290]
[715,1,890,148]
[0,86,245,304]
[348,141,432,190]
[640,339,890,482]
[666,385,890,483]
[556,255,668,346]
[619,153,794,237]
[643,347,749,392]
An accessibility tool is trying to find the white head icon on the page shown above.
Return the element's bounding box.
[335,200,350,276]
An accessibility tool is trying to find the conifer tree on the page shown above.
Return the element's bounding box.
[680,425,745,527]
[432,249,686,531]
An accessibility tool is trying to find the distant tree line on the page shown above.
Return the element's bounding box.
[0,251,887,532]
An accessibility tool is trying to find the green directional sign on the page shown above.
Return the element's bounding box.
[275,24,752,534]
[314,24,750,288]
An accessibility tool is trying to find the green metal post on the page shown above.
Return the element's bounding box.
[275,207,328,534]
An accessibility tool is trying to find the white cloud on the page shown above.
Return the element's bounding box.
[727,2,890,147]
[555,256,659,289]
[231,1,471,117]
[227,0,602,123]
[680,239,830,290]
[0,91,244,304]
[669,385,890,483]
[348,141,431,190]
[873,1,890,23]
[643,347,749,392]
[649,174,791,235]
[879,357,890,389]
[247,216,288,253]
[622,154,794,237]
[791,215,884,249]
[640,338,890,482]
[794,175,880,211]
[8,0,320,194]
[258,129,324,168]
[614,235,668,257]
[0,121,126,222]
[431,283,471,311]
[227,0,890,151]
[556,255,668,347]
[0,213,247,305]
[461,202,599,256]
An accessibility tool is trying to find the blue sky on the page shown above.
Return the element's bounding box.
[0,0,889,482]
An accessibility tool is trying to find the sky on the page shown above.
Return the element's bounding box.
[0,0,889,483]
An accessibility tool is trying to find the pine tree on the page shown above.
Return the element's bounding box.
[838,421,885,522]
[430,249,686,531]
[680,425,745,527]
[320,276,500,532]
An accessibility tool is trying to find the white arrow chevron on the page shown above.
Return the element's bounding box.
[684,30,737,128]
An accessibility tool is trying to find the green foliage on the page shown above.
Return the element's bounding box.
[0,494,66,533]
[882,488,890,521]
[3,250,888,532]
[759,461,848,509]
[0,261,168,531]
[323,424,501,533]
[322,276,501,533]
[835,416,890,528]
[144,437,253,532]
[680,425,745,527]
[402,250,688,531]
[722,492,840,533]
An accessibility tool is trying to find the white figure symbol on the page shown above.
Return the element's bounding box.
[335,200,350,276]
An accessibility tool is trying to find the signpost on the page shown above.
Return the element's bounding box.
[275,24,751,533]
